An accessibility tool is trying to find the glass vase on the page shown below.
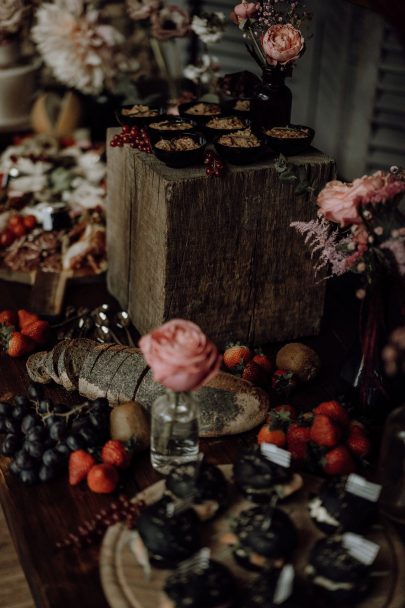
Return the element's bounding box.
[251,67,292,131]
[378,406,405,525]
[150,391,199,475]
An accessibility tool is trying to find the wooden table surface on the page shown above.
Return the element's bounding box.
[0,275,371,608]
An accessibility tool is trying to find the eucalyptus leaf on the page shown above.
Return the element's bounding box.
[280,174,298,183]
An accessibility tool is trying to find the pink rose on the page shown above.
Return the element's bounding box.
[139,319,221,392]
[232,2,259,22]
[317,180,362,227]
[262,23,304,66]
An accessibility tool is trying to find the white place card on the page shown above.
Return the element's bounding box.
[343,532,380,565]
[346,474,382,502]
[260,443,291,468]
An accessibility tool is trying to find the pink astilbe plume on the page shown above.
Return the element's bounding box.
[291,218,355,276]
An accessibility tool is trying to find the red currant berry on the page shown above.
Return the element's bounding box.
[122,125,130,133]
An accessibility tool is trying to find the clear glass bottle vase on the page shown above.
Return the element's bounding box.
[150,391,199,475]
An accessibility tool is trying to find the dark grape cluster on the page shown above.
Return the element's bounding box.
[110,125,152,153]
[0,384,111,485]
[203,151,225,177]
[56,495,145,549]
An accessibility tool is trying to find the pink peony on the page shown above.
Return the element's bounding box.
[139,319,221,392]
[126,0,161,21]
[352,171,405,205]
[262,23,304,66]
[317,180,362,227]
[232,2,259,22]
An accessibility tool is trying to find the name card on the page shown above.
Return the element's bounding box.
[343,533,380,565]
[260,443,291,468]
[346,474,382,502]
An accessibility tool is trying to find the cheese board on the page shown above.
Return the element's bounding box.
[99,465,405,608]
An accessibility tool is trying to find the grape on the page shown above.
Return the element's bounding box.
[55,442,71,460]
[0,416,7,433]
[0,402,11,417]
[20,469,38,485]
[45,415,59,428]
[10,461,20,475]
[92,398,110,413]
[39,465,57,483]
[27,383,43,400]
[1,434,21,456]
[5,418,20,434]
[79,426,99,447]
[54,403,69,414]
[72,416,89,432]
[15,450,35,470]
[42,449,62,468]
[21,414,38,434]
[66,434,85,451]
[13,395,30,407]
[26,426,46,442]
[49,422,66,442]
[25,441,45,460]
[38,399,52,415]
[12,404,29,421]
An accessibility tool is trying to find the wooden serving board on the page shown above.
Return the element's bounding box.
[99,466,405,608]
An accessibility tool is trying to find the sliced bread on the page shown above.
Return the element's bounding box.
[106,348,147,404]
[26,351,52,384]
[59,338,95,391]
[78,343,115,397]
[85,346,130,401]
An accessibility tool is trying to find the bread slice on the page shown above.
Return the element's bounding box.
[105,348,147,404]
[59,338,95,391]
[47,340,72,384]
[26,351,52,384]
[134,368,165,410]
[85,346,129,401]
[78,343,115,398]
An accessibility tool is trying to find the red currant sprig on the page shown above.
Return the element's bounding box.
[110,125,152,153]
[204,151,225,177]
[55,495,145,550]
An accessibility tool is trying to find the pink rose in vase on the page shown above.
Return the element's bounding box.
[317,180,363,227]
[139,319,221,392]
[262,23,304,66]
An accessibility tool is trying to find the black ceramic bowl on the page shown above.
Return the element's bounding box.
[147,117,197,143]
[204,115,250,142]
[116,104,163,127]
[178,101,223,126]
[152,132,207,168]
[221,98,252,118]
[214,131,267,165]
[265,124,315,156]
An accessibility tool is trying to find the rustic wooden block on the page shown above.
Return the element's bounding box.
[106,128,335,347]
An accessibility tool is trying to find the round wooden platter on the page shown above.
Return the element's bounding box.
[100,466,405,608]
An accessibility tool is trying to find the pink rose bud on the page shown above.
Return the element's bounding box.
[233,1,259,21]
[139,319,221,393]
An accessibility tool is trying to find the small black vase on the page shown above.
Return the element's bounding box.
[251,67,292,131]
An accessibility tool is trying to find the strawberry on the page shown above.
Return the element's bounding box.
[223,344,252,371]
[17,309,39,329]
[101,440,129,469]
[349,420,366,435]
[251,353,273,374]
[87,464,119,494]
[69,450,96,486]
[346,433,370,458]
[323,446,356,476]
[21,319,50,346]
[0,310,17,326]
[310,414,341,447]
[271,369,298,396]
[1,328,35,357]
[242,361,268,386]
[257,427,286,448]
[313,401,350,428]
[287,423,311,461]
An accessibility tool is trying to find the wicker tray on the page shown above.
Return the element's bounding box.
[99,466,405,608]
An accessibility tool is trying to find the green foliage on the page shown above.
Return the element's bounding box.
[274,153,317,197]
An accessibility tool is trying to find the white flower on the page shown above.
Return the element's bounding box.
[184,53,220,84]
[191,12,226,44]
[32,0,125,95]
[0,0,25,37]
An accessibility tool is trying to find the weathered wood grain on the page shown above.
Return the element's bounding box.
[106,129,335,346]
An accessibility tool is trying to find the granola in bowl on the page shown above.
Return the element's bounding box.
[155,137,201,152]
[218,129,261,148]
[122,104,159,117]
[206,116,245,130]
[234,99,251,112]
[265,126,309,139]
[150,120,194,131]
[184,103,221,116]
